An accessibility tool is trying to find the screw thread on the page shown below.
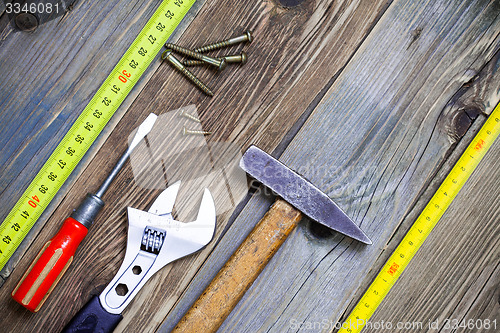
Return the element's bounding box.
[183,59,205,66]
[166,43,225,70]
[195,40,231,53]
[194,31,253,53]
[180,110,201,123]
[183,127,212,135]
[183,52,247,67]
[179,68,214,96]
[166,43,204,60]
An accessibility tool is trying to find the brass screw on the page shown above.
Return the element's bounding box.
[182,127,212,135]
[194,31,253,53]
[184,52,247,67]
[165,43,226,71]
[179,110,201,123]
[225,51,248,64]
[162,50,214,97]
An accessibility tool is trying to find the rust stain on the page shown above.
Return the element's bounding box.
[172,199,302,332]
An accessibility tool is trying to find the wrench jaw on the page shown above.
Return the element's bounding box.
[99,183,216,315]
[152,188,216,268]
[176,189,217,247]
[147,180,181,218]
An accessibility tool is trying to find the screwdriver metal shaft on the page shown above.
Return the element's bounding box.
[12,114,157,312]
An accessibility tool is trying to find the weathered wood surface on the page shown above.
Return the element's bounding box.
[0,0,205,282]
[351,49,500,333]
[0,0,499,333]
[162,0,500,332]
[364,117,500,333]
[0,0,393,331]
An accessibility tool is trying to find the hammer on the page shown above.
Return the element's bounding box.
[173,146,371,332]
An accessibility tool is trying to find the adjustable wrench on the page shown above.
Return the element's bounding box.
[62,181,216,333]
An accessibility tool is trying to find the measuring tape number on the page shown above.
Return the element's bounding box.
[339,104,500,333]
[0,0,196,271]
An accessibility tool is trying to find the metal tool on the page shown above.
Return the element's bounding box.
[11,114,158,312]
[338,104,500,333]
[0,0,196,276]
[172,145,371,332]
[62,181,216,333]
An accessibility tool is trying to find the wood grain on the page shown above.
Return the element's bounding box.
[161,0,500,332]
[0,0,395,331]
[172,199,303,333]
[364,122,500,333]
[343,46,500,333]
[0,0,205,283]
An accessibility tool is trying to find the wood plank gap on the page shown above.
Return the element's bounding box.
[272,0,395,160]
[363,126,500,333]
[0,0,207,284]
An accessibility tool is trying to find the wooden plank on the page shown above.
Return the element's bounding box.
[344,48,500,333]
[364,123,500,333]
[0,0,393,331]
[0,0,205,283]
[161,0,500,332]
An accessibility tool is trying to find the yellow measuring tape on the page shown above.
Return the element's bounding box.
[339,103,500,333]
[0,0,196,271]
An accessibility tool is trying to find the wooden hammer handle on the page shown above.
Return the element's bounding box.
[172,199,303,332]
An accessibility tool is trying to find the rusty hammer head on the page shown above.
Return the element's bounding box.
[240,145,372,244]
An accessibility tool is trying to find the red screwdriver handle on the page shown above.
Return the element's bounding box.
[12,217,88,312]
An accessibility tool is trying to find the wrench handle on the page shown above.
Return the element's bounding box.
[12,217,88,312]
[62,295,122,333]
[172,199,303,332]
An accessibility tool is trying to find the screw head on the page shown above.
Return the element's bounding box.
[218,58,227,71]
[240,51,247,65]
[15,13,38,32]
[245,30,253,43]
[161,49,172,60]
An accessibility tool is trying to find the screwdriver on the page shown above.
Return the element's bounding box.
[11,113,158,312]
